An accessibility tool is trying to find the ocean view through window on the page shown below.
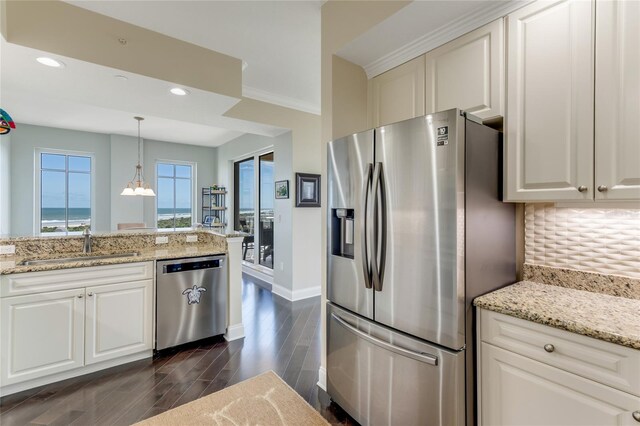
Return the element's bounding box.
[40,152,92,234]
[157,162,193,229]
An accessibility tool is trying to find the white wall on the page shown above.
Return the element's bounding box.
[143,138,217,227]
[0,132,11,235]
[216,131,294,296]
[9,124,112,235]
[7,123,220,235]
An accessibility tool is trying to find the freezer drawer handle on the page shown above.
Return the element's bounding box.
[331,313,438,366]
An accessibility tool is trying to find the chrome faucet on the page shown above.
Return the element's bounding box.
[82,228,92,253]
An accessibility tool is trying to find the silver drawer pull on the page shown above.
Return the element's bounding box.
[577,185,588,192]
[632,411,640,422]
[544,344,555,353]
[77,294,83,299]
[87,292,94,297]
[331,313,438,366]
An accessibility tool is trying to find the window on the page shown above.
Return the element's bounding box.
[40,152,92,234]
[157,162,193,229]
[233,151,274,270]
[258,152,274,269]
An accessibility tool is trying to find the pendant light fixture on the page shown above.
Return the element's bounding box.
[121,116,156,196]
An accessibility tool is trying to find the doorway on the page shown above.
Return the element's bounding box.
[234,151,274,271]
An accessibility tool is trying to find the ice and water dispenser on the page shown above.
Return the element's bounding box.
[331,208,355,259]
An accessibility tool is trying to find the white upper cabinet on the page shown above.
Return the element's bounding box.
[425,19,504,120]
[370,55,425,127]
[504,0,595,202]
[595,0,640,200]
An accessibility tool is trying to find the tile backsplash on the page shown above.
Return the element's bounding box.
[525,203,640,279]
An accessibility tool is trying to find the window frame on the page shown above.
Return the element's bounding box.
[154,159,197,230]
[34,148,96,236]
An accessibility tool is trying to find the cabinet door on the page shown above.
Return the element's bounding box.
[595,0,640,200]
[505,0,594,201]
[370,55,425,127]
[481,343,640,426]
[425,19,504,120]
[85,279,152,365]
[1,289,84,385]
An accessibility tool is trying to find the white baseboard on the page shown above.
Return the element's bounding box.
[224,323,245,341]
[0,350,152,397]
[272,283,321,302]
[242,265,274,284]
[317,366,327,391]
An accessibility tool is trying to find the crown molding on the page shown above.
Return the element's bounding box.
[242,85,321,116]
[363,0,533,79]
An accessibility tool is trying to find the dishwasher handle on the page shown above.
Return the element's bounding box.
[161,257,225,274]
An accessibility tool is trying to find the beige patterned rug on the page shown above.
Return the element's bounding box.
[135,371,329,425]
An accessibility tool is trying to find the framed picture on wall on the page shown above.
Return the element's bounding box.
[275,180,289,199]
[295,173,321,207]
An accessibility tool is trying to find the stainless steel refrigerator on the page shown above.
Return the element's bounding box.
[326,109,515,425]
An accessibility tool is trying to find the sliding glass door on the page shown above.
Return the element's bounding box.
[234,151,274,271]
[259,153,274,269]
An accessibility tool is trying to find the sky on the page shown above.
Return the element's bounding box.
[238,159,274,211]
[41,153,90,209]
[157,163,192,210]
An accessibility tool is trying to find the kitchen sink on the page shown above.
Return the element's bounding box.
[20,252,141,266]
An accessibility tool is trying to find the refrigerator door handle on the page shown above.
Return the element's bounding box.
[331,313,438,366]
[371,162,386,292]
[360,163,372,288]
[361,163,373,289]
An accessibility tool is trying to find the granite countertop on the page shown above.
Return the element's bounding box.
[474,281,640,350]
[0,245,226,275]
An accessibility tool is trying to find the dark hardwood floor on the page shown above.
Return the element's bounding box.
[0,274,356,425]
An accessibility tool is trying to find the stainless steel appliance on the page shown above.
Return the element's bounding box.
[156,255,227,350]
[327,109,515,425]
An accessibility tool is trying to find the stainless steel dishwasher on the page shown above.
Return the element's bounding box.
[156,255,227,350]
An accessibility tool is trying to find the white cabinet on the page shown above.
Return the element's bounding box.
[0,262,154,394]
[595,0,640,200]
[85,280,153,365]
[504,0,595,201]
[370,55,425,127]
[481,343,639,426]
[425,19,504,120]
[0,289,84,386]
[505,0,640,202]
[478,309,640,426]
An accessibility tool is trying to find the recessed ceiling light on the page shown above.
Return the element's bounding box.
[36,57,65,68]
[170,87,189,96]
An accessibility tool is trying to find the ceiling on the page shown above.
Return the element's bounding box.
[0,39,287,146]
[1,1,529,147]
[66,0,322,115]
[337,0,531,78]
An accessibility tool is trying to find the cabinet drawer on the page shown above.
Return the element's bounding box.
[481,343,640,426]
[480,309,640,396]
[0,262,153,297]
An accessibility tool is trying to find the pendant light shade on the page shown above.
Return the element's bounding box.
[121,117,155,197]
